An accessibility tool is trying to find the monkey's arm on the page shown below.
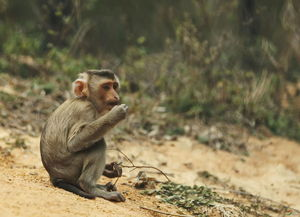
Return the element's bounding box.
[67,104,127,152]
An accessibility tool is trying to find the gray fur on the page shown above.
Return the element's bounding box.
[40,94,127,202]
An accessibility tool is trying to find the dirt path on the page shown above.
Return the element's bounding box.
[0,129,181,217]
[119,136,300,209]
[0,127,300,216]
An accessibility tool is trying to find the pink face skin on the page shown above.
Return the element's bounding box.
[73,76,120,115]
[98,79,120,113]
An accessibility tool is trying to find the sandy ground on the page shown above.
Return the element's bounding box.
[122,136,300,210]
[0,127,300,217]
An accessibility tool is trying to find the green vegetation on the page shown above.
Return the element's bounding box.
[0,0,299,141]
[143,182,220,216]
[142,182,293,216]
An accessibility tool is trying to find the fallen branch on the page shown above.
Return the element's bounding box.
[122,165,171,182]
[110,148,171,182]
[140,206,193,217]
[145,171,174,177]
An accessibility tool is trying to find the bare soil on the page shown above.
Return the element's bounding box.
[0,127,299,217]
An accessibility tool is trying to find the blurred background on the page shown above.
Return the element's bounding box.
[1,1,300,215]
[0,0,299,143]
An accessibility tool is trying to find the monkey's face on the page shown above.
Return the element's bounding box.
[95,79,120,113]
[73,70,121,114]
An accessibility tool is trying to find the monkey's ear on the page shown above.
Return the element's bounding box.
[72,79,88,97]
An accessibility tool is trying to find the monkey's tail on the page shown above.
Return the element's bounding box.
[52,179,95,199]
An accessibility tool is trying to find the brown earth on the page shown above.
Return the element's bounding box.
[0,127,299,217]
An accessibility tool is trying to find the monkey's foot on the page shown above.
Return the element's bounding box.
[93,187,125,202]
[103,191,125,202]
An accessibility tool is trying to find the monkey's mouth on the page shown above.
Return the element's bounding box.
[107,101,119,106]
[106,101,120,109]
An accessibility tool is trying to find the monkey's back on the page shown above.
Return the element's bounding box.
[40,98,97,176]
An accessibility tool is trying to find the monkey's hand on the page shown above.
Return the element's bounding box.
[96,182,118,191]
[104,182,117,191]
[108,104,128,123]
[103,162,122,178]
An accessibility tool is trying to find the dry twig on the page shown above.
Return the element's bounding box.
[109,148,171,182]
[113,176,120,186]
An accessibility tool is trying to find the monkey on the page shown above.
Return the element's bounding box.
[40,69,128,202]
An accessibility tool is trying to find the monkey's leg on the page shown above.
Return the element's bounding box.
[78,157,125,201]
[79,177,125,202]
[51,178,95,199]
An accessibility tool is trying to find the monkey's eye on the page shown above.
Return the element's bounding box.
[113,83,119,90]
[102,85,110,91]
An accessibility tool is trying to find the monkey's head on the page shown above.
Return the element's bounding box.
[72,69,120,114]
